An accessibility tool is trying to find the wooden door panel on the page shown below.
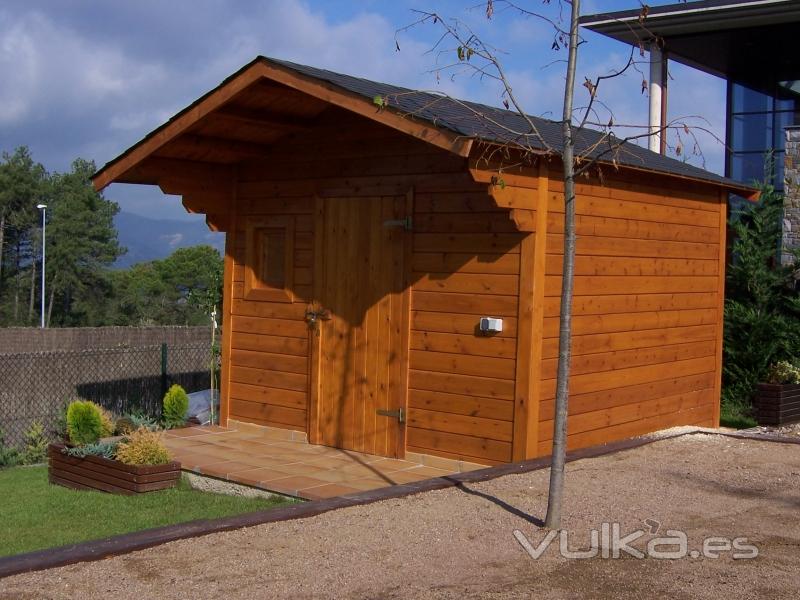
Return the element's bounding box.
[314,196,407,457]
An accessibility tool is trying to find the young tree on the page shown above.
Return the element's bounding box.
[398,0,694,528]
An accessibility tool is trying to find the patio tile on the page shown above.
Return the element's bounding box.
[300,483,362,500]
[261,475,328,495]
[164,425,476,500]
[341,478,392,492]
[200,460,268,478]
[166,427,215,438]
[229,467,295,486]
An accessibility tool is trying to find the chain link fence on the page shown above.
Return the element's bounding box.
[0,343,212,447]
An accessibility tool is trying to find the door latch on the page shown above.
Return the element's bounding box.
[376,407,405,423]
[382,216,412,231]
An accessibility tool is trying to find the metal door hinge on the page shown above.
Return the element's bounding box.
[377,407,405,423]
[383,216,412,231]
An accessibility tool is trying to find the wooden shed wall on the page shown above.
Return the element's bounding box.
[406,189,526,464]
[224,112,526,465]
[535,173,725,455]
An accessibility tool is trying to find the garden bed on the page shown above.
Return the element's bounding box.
[755,383,800,425]
[48,443,181,495]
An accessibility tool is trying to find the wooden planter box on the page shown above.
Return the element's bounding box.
[755,383,800,426]
[48,443,181,495]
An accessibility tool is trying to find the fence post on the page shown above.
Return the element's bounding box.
[160,343,168,400]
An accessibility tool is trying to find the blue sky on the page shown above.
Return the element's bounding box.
[0,0,727,221]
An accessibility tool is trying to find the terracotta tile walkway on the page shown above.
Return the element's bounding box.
[164,421,487,500]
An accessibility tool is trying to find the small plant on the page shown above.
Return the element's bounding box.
[115,428,171,466]
[129,412,159,432]
[162,384,189,429]
[0,429,20,468]
[765,360,800,385]
[115,416,136,435]
[66,400,104,446]
[21,421,49,465]
[98,406,115,438]
[62,440,119,460]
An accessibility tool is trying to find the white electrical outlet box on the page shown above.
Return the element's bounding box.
[479,317,503,333]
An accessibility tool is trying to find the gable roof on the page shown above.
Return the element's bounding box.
[93,56,755,195]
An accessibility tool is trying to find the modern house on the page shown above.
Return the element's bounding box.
[582,0,800,262]
[92,57,754,465]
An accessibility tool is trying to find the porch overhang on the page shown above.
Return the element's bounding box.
[91,57,474,193]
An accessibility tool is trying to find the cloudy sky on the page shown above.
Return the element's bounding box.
[0,0,727,221]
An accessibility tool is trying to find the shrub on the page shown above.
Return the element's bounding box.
[62,440,118,460]
[0,429,20,468]
[115,428,171,466]
[765,360,800,385]
[98,407,115,438]
[115,416,136,435]
[21,421,49,465]
[66,400,104,446]
[129,412,159,432]
[162,384,189,429]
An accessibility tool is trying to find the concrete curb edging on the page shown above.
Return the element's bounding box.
[1,428,797,579]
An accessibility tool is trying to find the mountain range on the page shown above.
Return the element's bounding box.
[113,212,225,268]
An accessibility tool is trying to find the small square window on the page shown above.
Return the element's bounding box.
[245,216,294,303]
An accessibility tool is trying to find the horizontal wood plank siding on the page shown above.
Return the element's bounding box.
[407,187,524,464]
[538,175,723,453]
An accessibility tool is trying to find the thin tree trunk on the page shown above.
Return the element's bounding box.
[46,283,54,327]
[13,240,20,322]
[544,0,580,530]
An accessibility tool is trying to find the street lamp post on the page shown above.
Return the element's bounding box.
[36,204,47,328]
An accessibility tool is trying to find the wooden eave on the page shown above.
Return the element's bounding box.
[467,146,760,206]
[91,58,474,192]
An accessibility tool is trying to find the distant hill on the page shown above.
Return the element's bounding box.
[113,212,225,268]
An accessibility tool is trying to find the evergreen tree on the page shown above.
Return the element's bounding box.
[45,159,124,326]
[723,185,800,410]
[0,147,46,325]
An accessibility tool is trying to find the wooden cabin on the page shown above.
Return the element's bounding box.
[92,57,755,465]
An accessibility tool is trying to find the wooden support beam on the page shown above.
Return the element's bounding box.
[166,134,274,159]
[510,209,536,232]
[117,157,234,187]
[488,185,537,210]
[513,162,549,461]
[205,213,229,232]
[210,106,317,133]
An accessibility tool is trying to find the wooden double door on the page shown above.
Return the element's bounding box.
[308,195,410,458]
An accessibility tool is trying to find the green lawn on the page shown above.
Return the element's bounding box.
[0,466,295,557]
[720,401,758,429]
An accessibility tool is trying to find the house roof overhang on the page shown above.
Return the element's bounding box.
[580,0,800,92]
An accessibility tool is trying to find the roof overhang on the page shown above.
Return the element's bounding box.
[581,0,800,89]
[91,57,474,191]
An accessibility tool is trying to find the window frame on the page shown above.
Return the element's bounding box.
[244,215,295,303]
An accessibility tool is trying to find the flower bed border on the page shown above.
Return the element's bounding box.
[755,383,800,426]
[47,443,181,495]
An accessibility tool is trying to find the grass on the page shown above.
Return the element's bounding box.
[720,400,758,429]
[0,465,295,557]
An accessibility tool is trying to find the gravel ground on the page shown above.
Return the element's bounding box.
[2,432,799,600]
